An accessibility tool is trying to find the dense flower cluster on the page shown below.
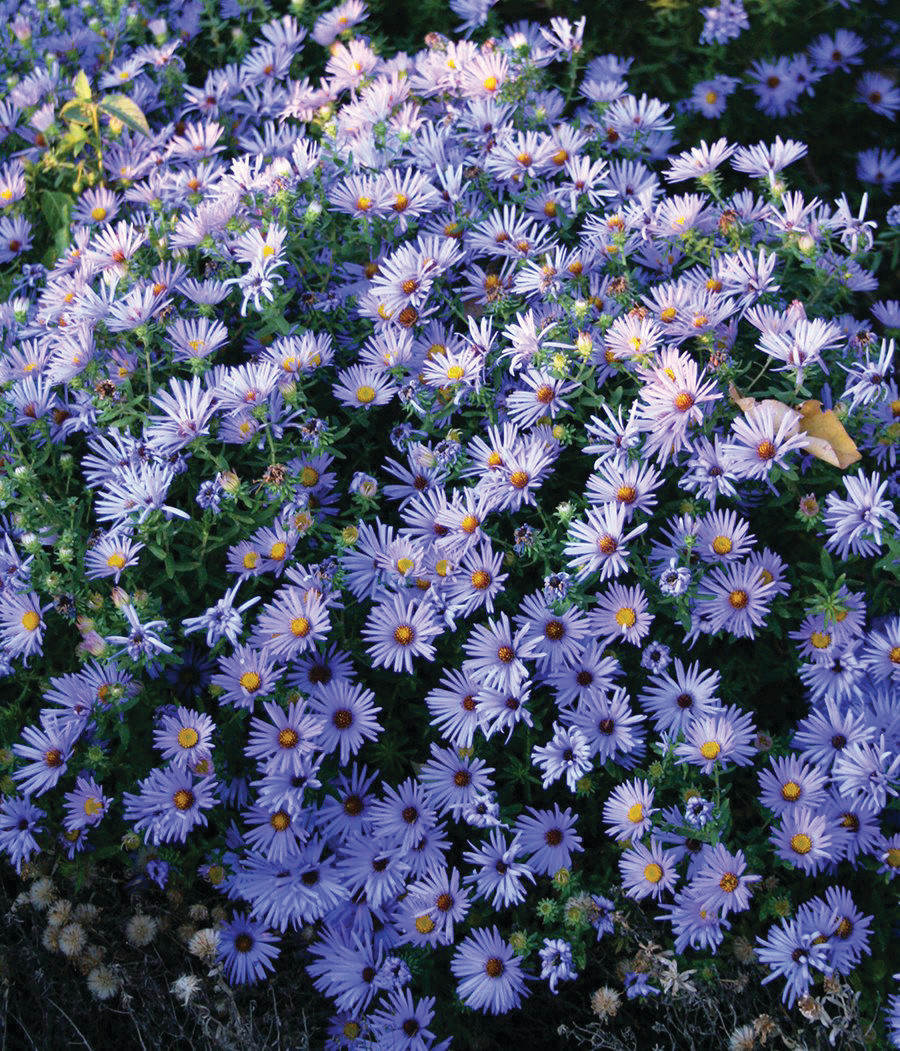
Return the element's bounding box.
[0,0,898,1046]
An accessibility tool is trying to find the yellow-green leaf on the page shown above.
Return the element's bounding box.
[74,69,92,101]
[99,94,151,137]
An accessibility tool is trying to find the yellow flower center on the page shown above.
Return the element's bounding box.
[790,833,812,855]
[106,553,126,570]
[177,727,199,749]
[781,781,802,802]
[712,536,732,555]
[356,385,376,404]
[889,646,900,664]
[626,803,644,823]
[21,611,40,631]
[643,863,663,884]
[446,364,465,380]
[728,589,748,609]
[810,632,831,649]
[396,557,415,575]
[278,728,299,749]
[700,740,720,760]
[415,915,435,934]
[615,607,637,628]
[84,797,103,817]
[719,872,738,893]
[242,552,259,570]
[239,671,261,692]
[173,789,194,811]
[394,625,414,645]
[483,75,498,92]
[290,616,311,637]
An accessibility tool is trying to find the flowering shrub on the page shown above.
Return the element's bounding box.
[0,0,899,1047]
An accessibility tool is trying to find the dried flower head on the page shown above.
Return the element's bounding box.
[188,927,221,961]
[87,965,120,1001]
[590,985,622,1019]
[46,899,73,928]
[125,914,159,948]
[58,922,87,958]
[171,974,202,1007]
[29,877,55,909]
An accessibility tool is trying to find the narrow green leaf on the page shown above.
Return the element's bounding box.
[99,94,151,137]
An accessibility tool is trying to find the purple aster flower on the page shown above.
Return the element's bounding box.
[792,697,873,771]
[563,503,649,582]
[105,603,174,663]
[832,734,900,810]
[566,687,646,766]
[693,562,776,639]
[515,804,583,877]
[249,588,331,662]
[12,716,82,796]
[369,988,440,1050]
[419,743,494,816]
[658,888,730,954]
[84,531,144,584]
[674,706,757,773]
[602,778,656,843]
[0,588,48,664]
[145,376,217,455]
[0,795,44,873]
[408,866,471,944]
[532,723,592,792]
[308,680,382,765]
[244,699,323,776]
[370,777,436,855]
[218,912,280,985]
[183,582,262,648]
[797,886,872,975]
[723,403,809,482]
[462,829,535,909]
[691,844,760,916]
[63,775,111,832]
[424,668,483,749]
[539,938,577,994]
[756,917,832,1008]
[462,612,545,693]
[638,658,722,734]
[450,927,530,1015]
[624,971,659,999]
[153,707,216,769]
[619,838,681,901]
[823,471,899,559]
[589,583,653,646]
[362,592,442,674]
[771,807,835,874]
[544,642,622,709]
[212,644,282,711]
[123,766,217,847]
[758,754,828,816]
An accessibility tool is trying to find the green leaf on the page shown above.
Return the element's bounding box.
[40,190,73,265]
[59,98,93,125]
[819,546,833,581]
[99,94,151,137]
[74,69,92,101]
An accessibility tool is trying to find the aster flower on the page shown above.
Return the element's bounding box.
[798,886,873,975]
[0,795,44,872]
[212,644,282,711]
[758,755,828,817]
[12,716,82,796]
[462,829,535,909]
[245,699,323,776]
[602,778,656,843]
[658,888,730,955]
[84,531,144,584]
[0,589,48,664]
[638,659,722,735]
[515,804,583,876]
[619,838,680,901]
[250,588,331,662]
[567,687,646,766]
[771,807,835,874]
[589,583,653,647]
[691,844,759,916]
[723,403,809,482]
[694,562,776,639]
[122,767,218,845]
[424,668,483,749]
[823,471,899,559]
[63,775,112,832]
[539,938,577,995]
[675,707,757,774]
[451,927,529,1015]
[218,912,280,986]
[563,503,649,582]
[183,583,261,648]
[832,735,900,810]
[308,681,382,765]
[362,592,442,674]
[462,612,545,693]
[532,723,592,792]
[756,918,832,1008]
[153,707,216,769]
[419,743,494,816]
